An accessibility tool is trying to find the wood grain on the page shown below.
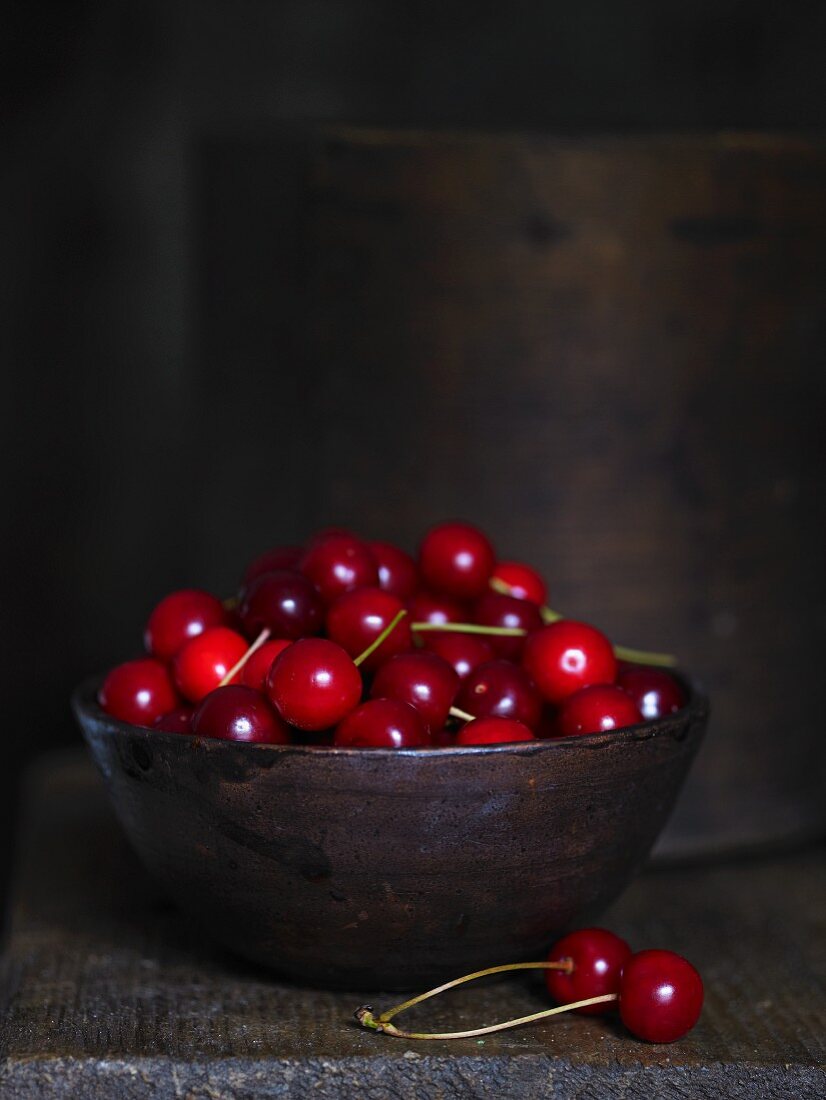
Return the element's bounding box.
[1,752,824,1097]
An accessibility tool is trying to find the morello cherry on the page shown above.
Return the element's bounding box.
[522,619,617,704]
[152,705,194,735]
[557,684,643,737]
[241,545,303,589]
[422,632,494,680]
[618,667,686,719]
[472,592,542,660]
[619,950,704,1043]
[326,587,412,672]
[144,588,226,661]
[192,685,290,744]
[370,541,419,600]
[334,699,428,748]
[456,659,543,729]
[299,533,378,604]
[266,638,362,731]
[239,570,323,640]
[408,590,467,626]
[99,658,179,727]
[455,716,534,745]
[241,639,293,692]
[419,521,495,600]
[491,560,548,606]
[545,928,632,1015]
[370,652,459,733]
[173,626,249,703]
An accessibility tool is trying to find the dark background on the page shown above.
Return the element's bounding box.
[2,0,826,901]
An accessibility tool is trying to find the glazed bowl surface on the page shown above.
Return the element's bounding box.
[73,676,707,989]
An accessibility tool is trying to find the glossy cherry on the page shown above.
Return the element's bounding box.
[472,591,542,660]
[334,698,429,748]
[370,541,419,600]
[407,590,467,626]
[421,631,494,680]
[172,626,249,703]
[455,659,543,729]
[239,570,323,640]
[299,533,378,604]
[99,658,180,727]
[191,685,290,744]
[241,545,303,589]
[557,684,643,737]
[545,928,632,1015]
[619,950,704,1043]
[522,619,617,704]
[266,638,362,731]
[144,588,226,661]
[491,560,548,606]
[618,666,686,719]
[419,522,496,601]
[152,705,194,735]
[370,652,459,733]
[455,716,535,745]
[241,639,293,692]
[326,587,412,672]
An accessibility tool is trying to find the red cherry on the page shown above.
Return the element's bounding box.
[408,590,467,626]
[369,541,419,600]
[491,560,548,605]
[172,626,249,703]
[455,716,534,745]
[619,950,704,1043]
[472,591,542,660]
[370,652,459,733]
[545,928,632,1016]
[456,659,543,729]
[192,685,290,744]
[326,587,412,672]
[421,631,494,680]
[266,638,362,731]
[617,667,686,719]
[241,545,303,589]
[99,658,179,727]
[300,533,378,604]
[522,620,618,704]
[144,588,226,661]
[557,684,643,737]
[152,705,195,735]
[239,570,323,640]
[334,699,428,748]
[241,639,293,692]
[419,522,495,600]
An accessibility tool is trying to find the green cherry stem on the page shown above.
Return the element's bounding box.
[218,627,271,687]
[354,609,408,668]
[411,622,526,637]
[354,961,621,1042]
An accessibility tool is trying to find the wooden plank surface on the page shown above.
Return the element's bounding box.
[0,751,824,1098]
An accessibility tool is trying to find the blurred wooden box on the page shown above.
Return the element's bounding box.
[202,128,826,859]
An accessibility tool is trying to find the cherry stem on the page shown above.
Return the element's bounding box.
[354,609,408,668]
[449,706,475,723]
[355,960,620,1041]
[218,628,271,686]
[222,595,239,611]
[411,622,527,637]
[491,580,677,668]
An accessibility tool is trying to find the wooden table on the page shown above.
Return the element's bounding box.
[1,751,824,1098]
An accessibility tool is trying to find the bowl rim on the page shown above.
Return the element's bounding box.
[72,672,709,759]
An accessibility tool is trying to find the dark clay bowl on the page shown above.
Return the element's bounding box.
[73,676,707,990]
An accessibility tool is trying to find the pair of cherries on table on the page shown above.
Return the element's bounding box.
[98,522,685,747]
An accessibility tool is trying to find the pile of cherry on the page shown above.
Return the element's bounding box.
[357,926,704,1044]
[98,523,686,747]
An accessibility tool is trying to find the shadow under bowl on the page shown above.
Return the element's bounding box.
[72,676,708,990]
